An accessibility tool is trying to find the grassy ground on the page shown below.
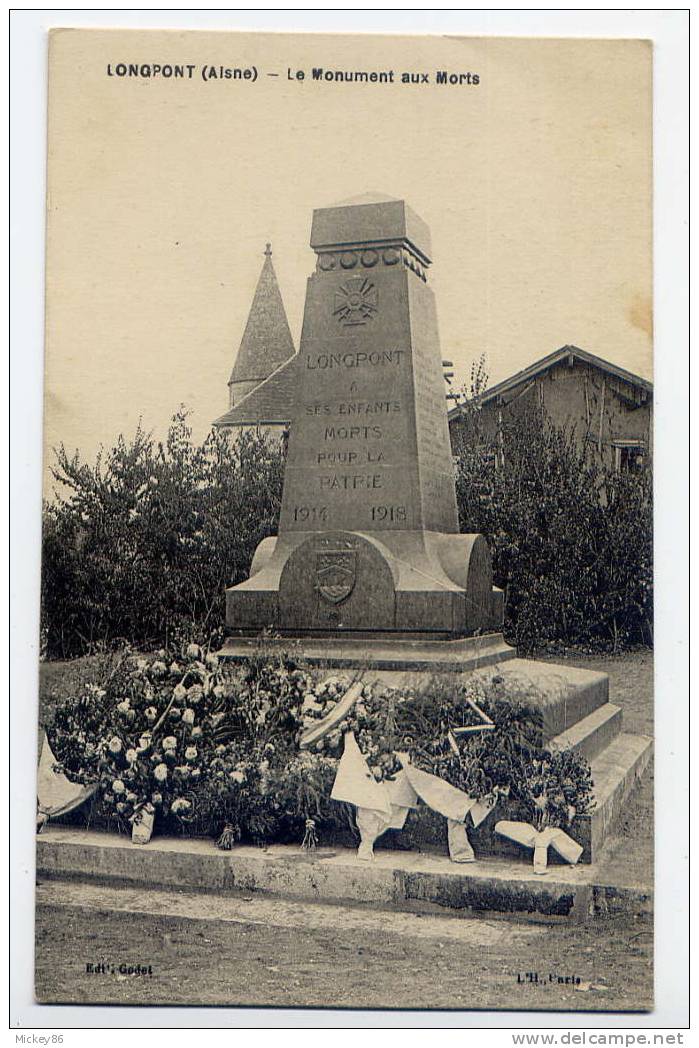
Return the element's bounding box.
[35,648,654,1012]
[539,648,654,736]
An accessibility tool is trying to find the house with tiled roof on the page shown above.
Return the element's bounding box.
[448,345,653,471]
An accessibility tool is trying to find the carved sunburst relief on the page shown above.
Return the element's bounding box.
[333,276,379,326]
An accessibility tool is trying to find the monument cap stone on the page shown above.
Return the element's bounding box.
[310,199,432,264]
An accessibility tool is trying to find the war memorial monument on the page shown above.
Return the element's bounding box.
[216,198,652,865]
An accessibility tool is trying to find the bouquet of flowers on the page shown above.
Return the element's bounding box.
[47,642,595,863]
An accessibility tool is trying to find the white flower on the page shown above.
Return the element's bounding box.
[116,700,131,715]
[112,779,126,795]
[150,660,168,677]
[215,744,226,755]
[137,733,152,752]
[144,707,157,723]
[229,770,245,785]
[205,653,219,670]
[116,802,126,814]
[163,736,177,751]
[154,763,168,783]
[126,791,137,804]
[151,792,163,805]
[172,684,187,704]
[185,746,198,761]
[187,685,203,705]
[191,726,202,739]
[169,661,182,676]
[182,708,195,725]
[136,659,148,672]
[125,749,138,764]
[171,798,191,815]
[108,737,122,754]
[213,684,225,699]
[185,643,201,660]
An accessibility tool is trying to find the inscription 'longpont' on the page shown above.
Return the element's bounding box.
[305,350,404,369]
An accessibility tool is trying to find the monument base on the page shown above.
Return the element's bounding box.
[219,630,516,673]
[225,530,505,637]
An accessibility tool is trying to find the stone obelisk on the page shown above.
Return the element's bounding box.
[223,199,503,644]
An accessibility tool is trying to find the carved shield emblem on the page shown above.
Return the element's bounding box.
[316,551,356,605]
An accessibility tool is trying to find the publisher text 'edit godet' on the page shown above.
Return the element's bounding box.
[223,200,503,642]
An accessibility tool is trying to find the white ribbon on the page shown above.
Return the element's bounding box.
[36,733,97,828]
[331,734,499,862]
[495,819,583,873]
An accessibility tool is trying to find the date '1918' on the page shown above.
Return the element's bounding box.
[371,506,407,523]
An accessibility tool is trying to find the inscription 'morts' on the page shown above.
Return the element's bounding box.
[305,350,403,369]
[323,425,382,440]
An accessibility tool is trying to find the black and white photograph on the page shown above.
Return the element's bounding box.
[9,11,689,1032]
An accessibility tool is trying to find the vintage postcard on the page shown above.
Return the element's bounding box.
[35,27,655,1014]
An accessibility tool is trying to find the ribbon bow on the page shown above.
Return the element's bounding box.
[494,819,583,874]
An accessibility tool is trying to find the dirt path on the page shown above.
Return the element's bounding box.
[35,895,652,1011]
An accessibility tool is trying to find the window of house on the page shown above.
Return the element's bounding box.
[613,441,645,471]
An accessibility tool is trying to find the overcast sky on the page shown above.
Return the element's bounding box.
[44,30,652,493]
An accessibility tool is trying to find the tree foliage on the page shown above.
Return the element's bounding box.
[453,382,653,652]
[41,412,284,658]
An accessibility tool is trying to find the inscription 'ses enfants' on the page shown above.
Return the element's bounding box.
[306,401,401,416]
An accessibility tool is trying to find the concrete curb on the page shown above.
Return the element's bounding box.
[37,827,652,921]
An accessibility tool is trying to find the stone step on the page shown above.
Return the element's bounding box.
[35,826,652,921]
[547,702,623,762]
[585,731,654,860]
[472,659,610,737]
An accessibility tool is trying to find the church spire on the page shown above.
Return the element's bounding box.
[228,243,295,408]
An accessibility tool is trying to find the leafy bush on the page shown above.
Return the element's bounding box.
[453,396,653,653]
[41,411,284,659]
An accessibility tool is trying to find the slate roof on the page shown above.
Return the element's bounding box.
[448,345,652,420]
[228,245,295,388]
[214,355,297,427]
